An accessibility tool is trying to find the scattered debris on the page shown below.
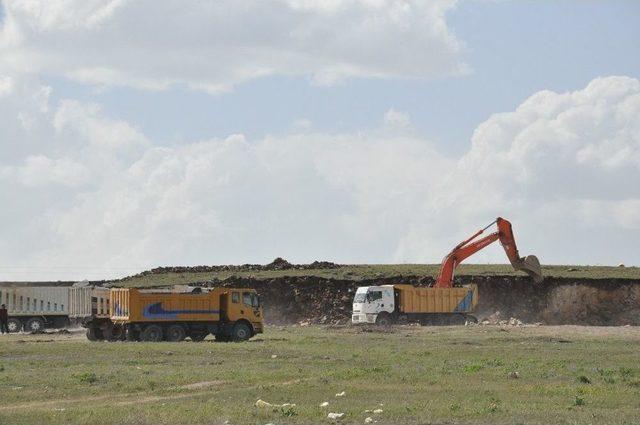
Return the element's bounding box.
[373,409,383,414]
[335,391,346,397]
[327,412,345,420]
[364,417,373,423]
[320,402,329,407]
[508,371,520,379]
[255,399,296,408]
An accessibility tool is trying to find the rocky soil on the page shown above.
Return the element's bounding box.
[187,273,640,326]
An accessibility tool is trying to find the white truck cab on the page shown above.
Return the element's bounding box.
[351,285,395,324]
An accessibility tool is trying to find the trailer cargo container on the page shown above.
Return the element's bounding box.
[351,284,477,325]
[85,287,263,342]
[0,286,70,332]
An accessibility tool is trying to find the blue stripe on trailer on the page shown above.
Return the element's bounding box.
[454,290,474,312]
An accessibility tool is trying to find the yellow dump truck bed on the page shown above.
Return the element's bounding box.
[111,288,222,323]
[395,284,477,314]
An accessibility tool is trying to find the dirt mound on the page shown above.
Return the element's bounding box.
[119,258,340,280]
[186,275,640,326]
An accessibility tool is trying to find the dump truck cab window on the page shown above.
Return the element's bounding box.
[367,291,383,302]
[251,293,260,308]
[232,292,239,303]
[243,292,252,307]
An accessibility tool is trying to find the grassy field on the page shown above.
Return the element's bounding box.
[112,264,640,288]
[1,325,639,424]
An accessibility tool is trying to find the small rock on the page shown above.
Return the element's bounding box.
[327,412,345,420]
[271,354,278,359]
[373,409,383,414]
[508,371,520,379]
[364,417,373,423]
[320,401,329,407]
[335,391,346,397]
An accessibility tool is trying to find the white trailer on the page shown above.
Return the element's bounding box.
[0,286,70,332]
[68,286,110,320]
[68,286,112,340]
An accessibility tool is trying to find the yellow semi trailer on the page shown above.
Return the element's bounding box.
[84,287,263,342]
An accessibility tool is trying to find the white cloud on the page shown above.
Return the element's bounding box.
[383,108,411,128]
[0,0,465,93]
[0,75,639,279]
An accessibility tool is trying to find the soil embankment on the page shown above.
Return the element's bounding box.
[188,274,640,326]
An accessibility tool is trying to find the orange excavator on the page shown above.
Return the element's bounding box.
[435,217,543,288]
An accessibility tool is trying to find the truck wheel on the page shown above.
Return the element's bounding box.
[25,317,45,333]
[232,322,252,341]
[140,324,163,342]
[108,324,125,341]
[375,312,393,326]
[189,332,208,342]
[86,326,100,341]
[7,318,22,333]
[166,325,186,342]
[126,327,139,341]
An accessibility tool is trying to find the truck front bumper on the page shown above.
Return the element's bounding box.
[351,313,376,324]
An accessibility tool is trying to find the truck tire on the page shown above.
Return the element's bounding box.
[25,317,45,333]
[107,324,125,341]
[232,322,252,341]
[7,318,22,333]
[126,327,140,341]
[189,331,208,342]
[86,326,102,341]
[166,325,186,342]
[140,324,163,342]
[375,312,393,326]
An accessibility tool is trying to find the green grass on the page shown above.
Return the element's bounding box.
[1,325,639,424]
[112,264,640,288]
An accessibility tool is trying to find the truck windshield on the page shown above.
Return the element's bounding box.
[353,293,366,303]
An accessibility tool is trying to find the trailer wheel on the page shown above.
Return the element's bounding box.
[108,324,125,341]
[25,317,45,333]
[7,318,22,333]
[375,312,393,326]
[190,331,208,342]
[126,327,140,341]
[166,325,186,342]
[86,326,101,341]
[140,324,163,342]
[232,322,252,341]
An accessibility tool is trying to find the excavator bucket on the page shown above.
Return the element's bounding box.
[515,255,543,283]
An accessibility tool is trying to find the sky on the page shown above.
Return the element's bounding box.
[0,0,639,280]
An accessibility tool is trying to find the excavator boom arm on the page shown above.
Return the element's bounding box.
[435,217,543,288]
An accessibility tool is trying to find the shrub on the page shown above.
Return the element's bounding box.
[77,372,97,384]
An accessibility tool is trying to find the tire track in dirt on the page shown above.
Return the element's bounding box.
[0,378,304,412]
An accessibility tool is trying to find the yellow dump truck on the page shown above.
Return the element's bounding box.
[88,287,263,342]
[351,284,478,325]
